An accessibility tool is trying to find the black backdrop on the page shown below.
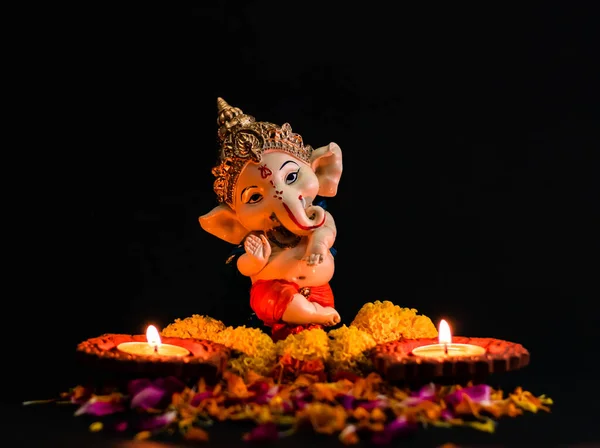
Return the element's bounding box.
[14,2,598,430]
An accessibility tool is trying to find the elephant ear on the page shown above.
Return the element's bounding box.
[311,142,343,197]
[198,204,249,245]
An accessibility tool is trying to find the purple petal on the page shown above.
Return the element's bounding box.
[114,421,128,432]
[243,422,279,442]
[131,385,166,410]
[445,384,491,407]
[337,394,354,410]
[128,378,153,396]
[370,416,416,445]
[137,410,177,431]
[191,391,213,407]
[356,399,386,411]
[251,383,276,405]
[411,383,436,400]
[153,376,186,395]
[248,381,270,396]
[75,399,125,416]
[441,408,454,421]
[291,389,312,410]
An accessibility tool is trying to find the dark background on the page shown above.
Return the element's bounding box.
[10,2,599,445]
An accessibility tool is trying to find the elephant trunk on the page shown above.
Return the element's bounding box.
[281,202,326,236]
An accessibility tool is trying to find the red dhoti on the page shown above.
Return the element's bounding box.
[250,279,334,342]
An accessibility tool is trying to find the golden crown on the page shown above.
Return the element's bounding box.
[211,97,313,206]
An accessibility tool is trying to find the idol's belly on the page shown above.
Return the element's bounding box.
[252,245,335,287]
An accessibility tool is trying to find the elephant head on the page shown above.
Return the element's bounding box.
[199,98,343,245]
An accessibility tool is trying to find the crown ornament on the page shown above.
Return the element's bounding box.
[211,98,313,206]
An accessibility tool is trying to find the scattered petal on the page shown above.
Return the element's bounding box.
[128,378,153,397]
[445,385,491,407]
[137,410,177,431]
[75,396,125,416]
[242,422,279,442]
[114,421,128,432]
[465,418,496,433]
[134,430,152,440]
[371,416,417,445]
[184,426,209,441]
[131,385,166,410]
[89,421,103,432]
[412,382,436,400]
[191,391,213,406]
[339,424,360,445]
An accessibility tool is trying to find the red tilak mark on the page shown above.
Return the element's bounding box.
[258,164,272,179]
[298,195,303,200]
[269,180,275,187]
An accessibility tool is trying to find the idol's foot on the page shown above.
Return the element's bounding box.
[312,303,341,326]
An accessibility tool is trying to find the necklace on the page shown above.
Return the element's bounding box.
[266,226,302,249]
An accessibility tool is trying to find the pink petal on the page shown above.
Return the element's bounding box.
[243,422,279,442]
[114,421,128,432]
[191,391,213,407]
[131,385,166,410]
[441,408,454,420]
[411,383,436,400]
[356,399,387,411]
[445,384,491,406]
[371,416,416,444]
[337,394,354,410]
[153,376,186,395]
[128,378,153,396]
[137,410,177,430]
[75,399,124,416]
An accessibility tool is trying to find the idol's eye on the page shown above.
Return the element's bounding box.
[247,193,263,204]
[285,170,299,185]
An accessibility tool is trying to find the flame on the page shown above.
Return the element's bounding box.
[146,325,162,347]
[438,319,452,344]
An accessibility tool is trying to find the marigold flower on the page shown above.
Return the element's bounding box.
[161,314,226,340]
[350,300,438,343]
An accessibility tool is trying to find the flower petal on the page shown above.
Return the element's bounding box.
[412,383,436,400]
[242,422,279,442]
[137,410,177,431]
[128,378,153,397]
[356,399,386,411]
[337,394,354,410]
[445,385,491,407]
[131,385,166,410]
[370,416,416,445]
[75,398,124,416]
[184,426,209,442]
[154,376,186,395]
[191,391,213,407]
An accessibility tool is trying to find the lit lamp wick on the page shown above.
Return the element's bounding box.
[439,319,451,356]
[116,324,190,357]
[411,318,486,358]
[146,325,162,354]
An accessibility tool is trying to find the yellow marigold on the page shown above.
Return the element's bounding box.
[350,300,438,344]
[227,353,276,377]
[275,328,330,361]
[327,325,377,374]
[161,314,226,340]
[214,326,277,376]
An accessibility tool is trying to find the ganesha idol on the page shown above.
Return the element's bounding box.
[199,98,343,341]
